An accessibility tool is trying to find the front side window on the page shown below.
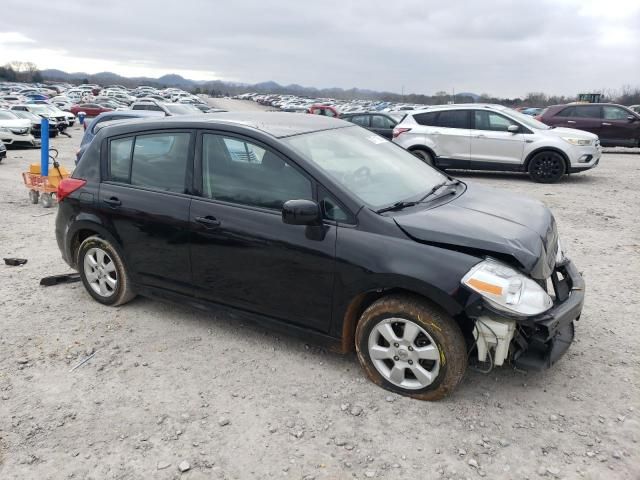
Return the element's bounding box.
[201,134,313,210]
[350,115,370,127]
[473,111,516,132]
[602,106,629,120]
[371,115,395,129]
[435,110,470,129]
[558,106,575,117]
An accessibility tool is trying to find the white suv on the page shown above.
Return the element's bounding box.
[392,104,601,183]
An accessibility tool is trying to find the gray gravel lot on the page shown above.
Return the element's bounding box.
[0,104,639,479]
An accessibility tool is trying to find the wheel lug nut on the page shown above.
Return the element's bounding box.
[393,343,399,348]
[393,356,399,361]
[408,346,413,351]
[408,360,413,365]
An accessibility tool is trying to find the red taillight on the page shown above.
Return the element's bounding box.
[57,178,86,202]
[392,127,412,138]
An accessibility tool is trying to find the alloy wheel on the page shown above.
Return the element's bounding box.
[83,247,118,298]
[530,154,564,181]
[367,317,441,389]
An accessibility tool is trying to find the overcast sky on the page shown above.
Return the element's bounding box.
[1,0,638,97]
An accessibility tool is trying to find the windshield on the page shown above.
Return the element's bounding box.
[503,107,550,130]
[165,104,200,115]
[0,110,19,120]
[27,105,49,114]
[283,126,446,209]
[11,111,39,121]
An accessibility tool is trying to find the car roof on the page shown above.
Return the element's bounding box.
[101,112,352,138]
[408,103,508,114]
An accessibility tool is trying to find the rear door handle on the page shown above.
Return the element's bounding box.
[103,197,121,207]
[567,120,576,124]
[474,134,486,138]
[601,122,612,126]
[195,215,221,228]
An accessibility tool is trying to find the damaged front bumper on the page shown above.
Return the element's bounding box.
[471,259,584,371]
[511,260,584,370]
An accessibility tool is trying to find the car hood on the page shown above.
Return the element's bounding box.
[544,126,598,140]
[393,183,558,279]
[0,119,31,129]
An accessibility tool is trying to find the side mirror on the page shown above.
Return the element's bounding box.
[507,124,520,133]
[627,115,636,122]
[282,199,321,225]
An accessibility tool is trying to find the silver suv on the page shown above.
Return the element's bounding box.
[392,104,601,183]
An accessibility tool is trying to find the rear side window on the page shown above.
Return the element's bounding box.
[573,106,601,118]
[435,110,470,129]
[413,112,438,126]
[107,132,191,193]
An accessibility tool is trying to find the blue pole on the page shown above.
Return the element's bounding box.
[40,118,49,176]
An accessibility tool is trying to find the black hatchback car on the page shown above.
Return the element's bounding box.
[56,113,585,400]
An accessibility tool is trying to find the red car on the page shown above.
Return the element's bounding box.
[70,103,113,117]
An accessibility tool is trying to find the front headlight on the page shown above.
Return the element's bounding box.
[462,258,553,316]
[562,137,592,146]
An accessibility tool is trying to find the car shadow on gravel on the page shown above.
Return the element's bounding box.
[126,296,566,401]
[451,170,602,185]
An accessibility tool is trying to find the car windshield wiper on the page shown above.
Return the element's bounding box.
[376,200,421,214]
[418,179,460,202]
[376,179,461,214]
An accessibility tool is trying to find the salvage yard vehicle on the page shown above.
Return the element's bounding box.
[341,112,406,140]
[537,103,640,148]
[393,104,601,183]
[55,113,584,400]
[0,111,39,147]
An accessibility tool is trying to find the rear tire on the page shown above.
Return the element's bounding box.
[411,148,434,166]
[355,294,467,401]
[77,236,136,306]
[528,151,566,183]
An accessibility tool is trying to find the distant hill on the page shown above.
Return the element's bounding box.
[39,68,482,104]
[41,69,196,88]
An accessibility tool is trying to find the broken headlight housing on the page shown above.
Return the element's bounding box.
[462,258,553,316]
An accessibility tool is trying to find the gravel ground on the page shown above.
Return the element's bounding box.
[0,106,639,480]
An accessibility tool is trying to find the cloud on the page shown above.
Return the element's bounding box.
[0,0,638,97]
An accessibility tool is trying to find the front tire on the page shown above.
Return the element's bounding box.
[355,295,467,401]
[411,148,434,166]
[528,151,566,183]
[77,236,135,306]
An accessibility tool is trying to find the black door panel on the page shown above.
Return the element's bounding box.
[189,200,336,332]
[98,183,192,294]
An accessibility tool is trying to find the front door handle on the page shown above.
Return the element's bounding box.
[567,120,576,124]
[195,215,221,228]
[601,122,612,126]
[103,197,121,207]
[474,134,486,138]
